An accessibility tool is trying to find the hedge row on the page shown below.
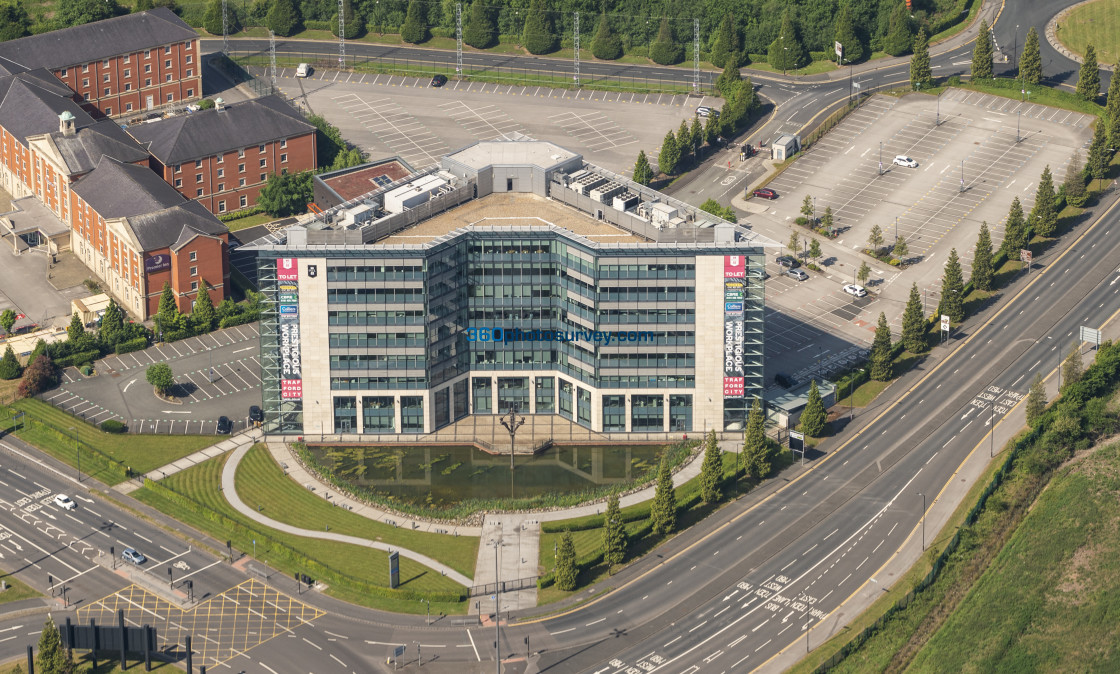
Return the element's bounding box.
[218,205,267,223]
[115,336,149,354]
[55,349,101,368]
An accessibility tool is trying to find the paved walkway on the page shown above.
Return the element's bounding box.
[221,441,475,587]
[114,428,263,494]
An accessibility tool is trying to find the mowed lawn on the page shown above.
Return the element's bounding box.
[907,439,1120,672]
[1056,0,1120,67]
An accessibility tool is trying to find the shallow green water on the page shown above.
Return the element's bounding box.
[307,443,673,507]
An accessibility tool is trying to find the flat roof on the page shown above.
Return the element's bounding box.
[375,192,643,246]
[446,140,578,171]
[321,159,412,202]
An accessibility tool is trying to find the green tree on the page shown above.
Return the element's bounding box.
[788,230,800,256]
[135,0,153,9]
[649,18,682,66]
[742,397,765,477]
[99,299,125,347]
[971,19,993,79]
[1029,165,1057,237]
[329,147,366,172]
[689,117,703,155]
[649,458,676,535]
[35,619,67,674]
[0,0,32,41]
[590,13,622,61]
[463,0,497,49]
[800,380,827,436]
[204,0,240,35]
[902,283,927,353]
[938,248,965,323]
[157,281,180,338]
[307,113,346,168]
[868,224,884,252]
[0,345,21,380]
[192,286,216,332]
[1001,196,1027,258]
[833,3,862,63]
[709,13,739,69]
[330,0,363,39]
[703,113,719,146]
[56,0,123,28]
[197,98,216,110]
[1063,152,1088,207]
[893,236,908,260]
[716,57,742,98]
[521,0,556,55]
[28,339,47,365]
[602,493,627,570]
[18,354,57,397]
[882,1,912,57]
[808,238,822,263]
[768,10,806,73]
[258,171,313,217]
[1086,119,1109,186]
[555,530,578,590]
[146,362,174,394]
[1075,44,1100,102]
[910,26,932,89]
[400,0,428,43]
[1062,344,1083,387]
[266,0,301,37]
[677,120,692,163]
[800,194,814,221]
[67,312,85,342]
[820,205,834,232]
[857,261,870,284]
[658,130,680,176]
[1019,26,1042,85]
[0,308,15,335]
[632,150,653,185]
[699,430,723,504]
[971,221,994,291]
[870,312,893,381]
[1108,59,1120,122]
[1025,372,1046,424]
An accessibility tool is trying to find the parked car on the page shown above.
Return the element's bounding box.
[54,494,76,510]
[216,416,232,434]
[121,548,146,565]
[786,268,809,281]
[430,74,448,87]
[776,256,800,269]
[249,406,264,425]
[295,63,311,78]
[696,106,719,118]
[893,155,918,168]
[752,188,779,200]
[843,284,868,297]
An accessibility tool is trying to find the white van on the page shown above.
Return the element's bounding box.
[295,63,311,78]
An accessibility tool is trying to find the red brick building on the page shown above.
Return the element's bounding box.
[127,96,317,215]
[0,8,200,117]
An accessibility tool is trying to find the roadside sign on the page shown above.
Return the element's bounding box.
[835,41,843,60]
[1080,326,1101,347]
[394,645,405,657]
[940,315,950,332]
[1020,249,1032,264]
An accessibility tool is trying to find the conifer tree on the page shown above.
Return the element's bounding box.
[1075,44,1100,102]
[463,0,497,49]
[1029,165,1057,237]
[204,0,240,35]
[971,19,993,79]
[266,0,300,37]
[649,18,682,66]
[650,458,676,535]
[632,149,653,185]
[768,10,806,72]
[870,312,893,381]
[590,13,621,61]
[883,1,913,57]
[555,530,578,590]
[28,339,47,365]
[910,27,932,89]
[36,619,66,674]
[602,494,627,570]
[331,0,363,39]
[677,120,692,163]
[938,248,965,323]
[902,283,928,353]
[800,380,826,436]
[709,13,739,69]
[658,130,680,176]
[67,312,85,342]
[742,397,765,477]
[1063,152,1088,207]
[690,117,703,155]
[699,430,723,504]
[192,286,216,333]
[1086,119,1109,187]
[971,222,994,291]
[833,3,862,63]
[716,57,742,98]
[1107,60,1120,150]
[400,0,428,44]
[1001,197,1027,257]
[0,344,21,380]
[1025,372,1046,424]
[1062,345,1083,387]
[1019,26,1042,84]
[157,281,180,337]
[99,299,124,348]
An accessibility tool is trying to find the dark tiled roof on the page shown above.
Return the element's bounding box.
[71,156,227,251]
[0,71,88,144]
[126,95,315,165]
[51,119,150,176]
[0,8,196,72]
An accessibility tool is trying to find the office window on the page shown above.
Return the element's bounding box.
[123,69,130,78]
[238,163,245,173]
[258,144,265,153]
[186,88,193,97]
[164,59,171,68]
[238,178,245,187]
[186,55,193,64]
[218,200,226,212]
[123,83,131,91]
[280,153,287,163]
[190,266,197,277]
[238,149,245,158]
[280,139,287,148]
[103,73,110,82]
[82,64,88,73]
[195,174,203,183]
[165,74,172,83]
[165,46,172,54]
[103,88,110,96]
[82,78,88,87]
[123,55,130,64]
[259,158,266,168]
[126,103,133,112]
[217,168,224,178]
[185,41,192,50]
[259,173,266,182]
[195,159,203,169]
[145,78,151,87]
[167,93,174,101]
[145,50,151,58]
[102,58,109,68]
[144,64,151,73]
[60,68,67,76]
[189,251,197,261]
[195,188,203,196]
[174,164,182,173]
[239,195,247,207]
[191,281,198,291]
[216,154,224,164]
[217,183,224,192]
[186,69,192,77]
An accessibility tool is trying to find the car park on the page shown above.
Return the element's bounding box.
[217,416,232,434]
[752,188,779,200]
[786,268,809,281]
[776,256,800,269]
[295,63,311,78]
[430,74,448,87]
[54,494,76,510]
[843,284,868,297]
[122,548,146,565]
[893,155,918,168]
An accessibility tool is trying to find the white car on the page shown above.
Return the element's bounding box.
[54,494,76,510]
[843,284,868,297]
[893,155,918,168]
[295,63,311,78]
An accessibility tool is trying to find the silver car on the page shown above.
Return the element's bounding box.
[786,268,809,281]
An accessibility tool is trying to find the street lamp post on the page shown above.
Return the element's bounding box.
[70,426,79,482]
[499,405,525,472]
[960,160,965,192]
[1016,109,1021,143]
[878,141,883,175]
[936,88,942,126]
[918,492,926,550]
[421,598,430,626]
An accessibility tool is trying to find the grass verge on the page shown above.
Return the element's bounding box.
[222,212,276,232]
[132,446,472,613]
[1055,0,1120,66]
[0,572,40,605]
[0,655,174,674]
[0,399,215,486]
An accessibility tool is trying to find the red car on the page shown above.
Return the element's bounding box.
[752,188,779,200]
